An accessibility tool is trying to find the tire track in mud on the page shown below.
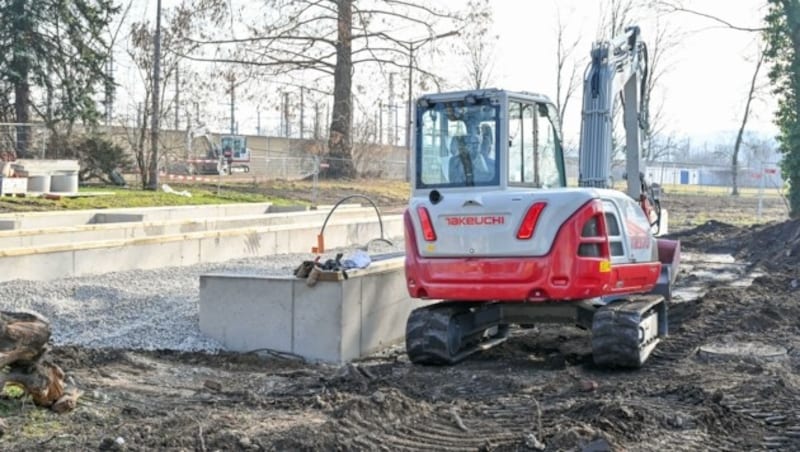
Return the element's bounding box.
[645,284,800,451]
[715,370,800,450]
[330,391,541,451]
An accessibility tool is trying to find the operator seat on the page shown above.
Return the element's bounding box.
[449,135,493,185]
[448,135,470,184]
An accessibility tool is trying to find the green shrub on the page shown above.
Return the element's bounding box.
[75,136,132,185]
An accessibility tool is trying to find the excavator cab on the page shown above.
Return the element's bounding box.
[414,89,566,191]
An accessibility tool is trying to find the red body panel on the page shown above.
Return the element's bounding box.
[404,200,661,302]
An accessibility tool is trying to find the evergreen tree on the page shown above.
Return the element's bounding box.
[0,0,118,157]
[764,0,800,216]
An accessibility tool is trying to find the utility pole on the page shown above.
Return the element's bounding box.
[174,62,180,130]
[284,92,291,137]
[324,102,330,138]
[388,73,395,145]
[148,0,162,190]
[406,43,413,151]
[378,101,383,144]
[314,101,321,140]
[299,87,305,139]
[229,76,235,135]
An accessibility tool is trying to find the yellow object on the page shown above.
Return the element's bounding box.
[599,260,611,273]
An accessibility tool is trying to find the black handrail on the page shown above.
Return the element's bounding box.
[316,194,393,252]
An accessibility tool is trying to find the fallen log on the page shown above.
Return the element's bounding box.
[0,311,79,411]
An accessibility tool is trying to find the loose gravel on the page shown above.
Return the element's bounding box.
[0,241,404,352]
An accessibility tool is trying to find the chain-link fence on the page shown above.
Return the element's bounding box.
[0,123,50,160]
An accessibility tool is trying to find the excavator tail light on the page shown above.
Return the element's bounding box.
[577,212,610,258]
[417,206,437,241]
[517,202,547,240]
[582,216,600,237]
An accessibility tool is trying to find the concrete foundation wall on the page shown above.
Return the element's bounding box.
[0,202,278,230]
[0,216,403,282]
[199,258,430,363]
[0,207,379,249]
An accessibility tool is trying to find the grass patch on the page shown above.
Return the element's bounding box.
[0,185,290,212]
[2,384,25,399]
[20,407,64,439]
[661,184,783,197]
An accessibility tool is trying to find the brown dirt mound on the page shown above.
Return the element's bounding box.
[666,219,743,253]
[672,217,800,272]
[734,219,800,270]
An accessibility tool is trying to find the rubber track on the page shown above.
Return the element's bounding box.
[592,300,658,368]
[406,304,462,365]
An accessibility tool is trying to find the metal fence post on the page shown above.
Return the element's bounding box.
[217,154,223,196]
[757,161,764,220]
[312,155,319,205]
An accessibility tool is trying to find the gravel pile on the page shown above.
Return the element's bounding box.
[0,241,404,352]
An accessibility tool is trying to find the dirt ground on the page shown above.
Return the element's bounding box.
[3,191,800,451]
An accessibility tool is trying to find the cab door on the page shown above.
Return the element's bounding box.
[507,100,566,189]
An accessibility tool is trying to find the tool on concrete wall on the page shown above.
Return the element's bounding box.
[312,194,393,253]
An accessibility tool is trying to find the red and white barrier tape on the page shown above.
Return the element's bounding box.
[162,174,217,182]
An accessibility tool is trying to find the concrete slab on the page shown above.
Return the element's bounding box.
[359,264,413,355]
[199,274,294,353]
[93,213,145,224]
[0,249,75,281]
[0,215,403,282]
[0,207,379,249]
[0,202,275,230]
[199,257,432,363]
[293,279,346,361]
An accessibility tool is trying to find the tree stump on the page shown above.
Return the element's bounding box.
[0,311,80,412]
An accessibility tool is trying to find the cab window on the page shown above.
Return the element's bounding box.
[508,102,563,188]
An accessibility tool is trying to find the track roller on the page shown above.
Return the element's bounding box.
[591,294,666,367]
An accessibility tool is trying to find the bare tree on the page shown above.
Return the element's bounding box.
[458,0,496,90]
[600,0,638,39]
[183,0,461,178]
[744,133,779,166]
[653,1,765,32]
[554,6,582,138]
[731,48,765,195]
[598,0,639,166]
[641,16,681,162]
[124,1,226,188]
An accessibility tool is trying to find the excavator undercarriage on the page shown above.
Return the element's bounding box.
[406,295,668,368]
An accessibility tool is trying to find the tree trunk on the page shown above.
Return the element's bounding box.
[11,0,31,159]
[732,51,764,196]
[0,311,80,412]
[14,81,30,158]
[327,0,356,178]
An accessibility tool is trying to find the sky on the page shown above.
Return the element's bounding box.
[116,0,777,149]
[488,0,774,142]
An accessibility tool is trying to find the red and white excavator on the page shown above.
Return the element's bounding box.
[403,26,680,367]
